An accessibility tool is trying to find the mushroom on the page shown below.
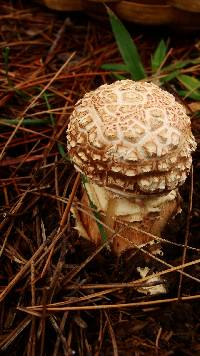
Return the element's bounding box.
[67,80,196,257]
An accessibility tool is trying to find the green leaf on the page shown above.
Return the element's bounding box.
[101,63,128,71]
[106,6,146,80]
[151,39,167,72]
[177,74,200,99]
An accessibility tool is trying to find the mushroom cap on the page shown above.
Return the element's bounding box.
[67,80,196,194]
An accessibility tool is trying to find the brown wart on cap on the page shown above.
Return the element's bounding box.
[67,80,196,255]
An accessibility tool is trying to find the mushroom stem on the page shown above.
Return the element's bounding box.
[73,180,180,255]
[104,197,117,241]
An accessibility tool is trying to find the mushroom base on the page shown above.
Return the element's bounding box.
[72,182,180,255]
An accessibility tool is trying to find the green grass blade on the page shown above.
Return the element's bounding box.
[151,39,167,72]
[163,57,200,72]
[43,91,55,126]
[112,73,127,80]
[0,118,51,126]
[177,74,200,99]
[43,91,67,158]
[160,70,180,83]
[2,47,10,76]
[2,46,13,87]
[106,6,146,80]
[58,144,67,159]
[81,174,107,242]
[101,63,128,80]
[101,63,128,71]
[178,90,200,100]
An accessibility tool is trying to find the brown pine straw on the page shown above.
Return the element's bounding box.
[0,173,80,302]
[17,293,200,315]
[0,52,76,161]
[0,1,200,355]
[23,190,200,252]
[177,166,194,299]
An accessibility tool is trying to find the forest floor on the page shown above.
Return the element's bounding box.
[0,1,200,355]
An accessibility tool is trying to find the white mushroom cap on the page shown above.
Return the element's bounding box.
[67,80,196,194]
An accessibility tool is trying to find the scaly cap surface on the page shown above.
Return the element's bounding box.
[67,80,196,194]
